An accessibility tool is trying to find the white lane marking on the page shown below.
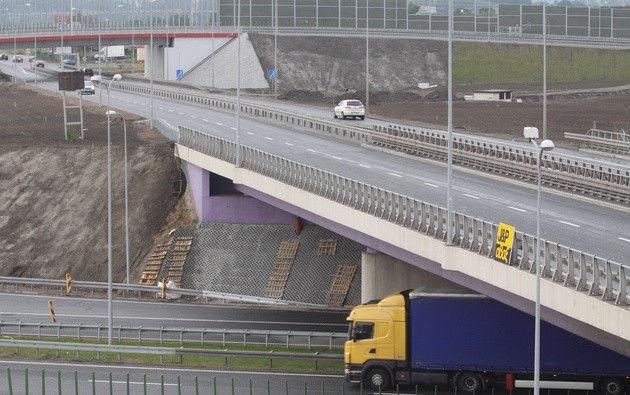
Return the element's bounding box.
[0,310,345,327]
[508,206,527,213]
[463,193,479,199]
[307,149,316,153]
[158,107,164,110]
[216,122,223,126]
[190,115,197,119]
[388,172,402,178]
[284,142,294,146]
[619,237,630,243]
[331,156,342,160]
[246,132,254,135]
[92,380,177,387]
[0,360,342,378]
[265,137,273,141]
[178,112,185,115]
[558,220,580,228]
[424,182,439,188]
[359,164,371,168]
[168,109,173,112]
[230,127,237,130]
[202,119,209,122]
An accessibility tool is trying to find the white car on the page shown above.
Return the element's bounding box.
[80,80,95,95]
[334,99,365,120]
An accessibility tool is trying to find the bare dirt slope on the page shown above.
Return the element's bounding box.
[0,82,191,282]
[248,34,630,143]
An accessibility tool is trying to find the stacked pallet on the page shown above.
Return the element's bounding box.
[139,244,169,285]
[166,237,194,286]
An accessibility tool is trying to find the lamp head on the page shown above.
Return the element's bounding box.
[540,139,555,152]
[523,126,539,140]
[112,74,122,81]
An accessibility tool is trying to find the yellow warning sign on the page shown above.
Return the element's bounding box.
[494,223,515,264]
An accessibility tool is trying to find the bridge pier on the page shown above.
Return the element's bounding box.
[361,249,463,303]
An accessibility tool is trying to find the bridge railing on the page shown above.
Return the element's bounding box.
[115,80,630,204]
[178,126,630,310]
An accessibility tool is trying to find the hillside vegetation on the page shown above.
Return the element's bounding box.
[454,43,630,84]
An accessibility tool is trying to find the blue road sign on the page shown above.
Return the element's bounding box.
[268,69,276,79]
[176,69,184,79]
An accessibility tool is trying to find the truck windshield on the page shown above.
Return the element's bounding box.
[349,322,374,341]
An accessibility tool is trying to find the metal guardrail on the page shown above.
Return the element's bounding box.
[565,128,630,155]
[374,125,630,204]
[0,276,325,307]
[0,339,342,362]
[178,127,630,311]
[0,321,346,350]
[113,81,630,204]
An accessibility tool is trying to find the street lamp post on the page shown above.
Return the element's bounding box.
[149,0,156,129]
[106,110,130,285]
[524,126,554,395]
[93,73,123,345]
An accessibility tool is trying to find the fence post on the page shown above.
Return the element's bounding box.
[109,372,113,395]
[161,375,165,395]
[126,372,130,395]
[195,376,199,395]
[177,375,181,395]
[42,369,45,395]
[57,370,62,395]
[92,371,95,395]
[24,368,29,395]
[74,370,79,395]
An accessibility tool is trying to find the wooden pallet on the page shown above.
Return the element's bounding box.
[139,244,170,285]
[326,265,357,307]
[317,239,338,256]
[166,237,194,286]
[265,241,299,299]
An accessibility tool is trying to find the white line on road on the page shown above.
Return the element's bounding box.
[178,112,185,115]
[619,237,630,243]
[331,156,342,160]
[388,172,402,178]
[265,137,273,141]
[558,220,580,228]
[230,127,237,130]
[216,122,223,126]
[424,182,439,188]
[168,109,173,112]
[285,142,294,146]
[190,115,196,119]
[246,132,254,135]
[463,194,479,199]
[359,164,371,168]
[508,206,527,213]
[92,380,177,387]
[202,119,209,122]
[307,149,316,153]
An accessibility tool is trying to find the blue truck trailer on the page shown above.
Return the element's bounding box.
[344,288,630,393]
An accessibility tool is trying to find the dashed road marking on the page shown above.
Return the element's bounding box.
[508,206,527,213]
[202,119,209,122]
[389,172,402,178]
[359,164,371,168]
[331,156,342,160]
[246,132,254,135]
[265,137,273,140]
[558,220,580,228]
[463,194,479,199]
[307,149,316,153]
[424,182,439,188]
[190,115,196,119]
[285,142,293,146]
[619,237,630,243]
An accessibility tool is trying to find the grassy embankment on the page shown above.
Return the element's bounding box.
[454,43,630,84]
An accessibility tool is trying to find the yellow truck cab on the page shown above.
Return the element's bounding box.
[344,290,408,389]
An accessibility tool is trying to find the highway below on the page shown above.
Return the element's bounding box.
[7,67,626,266]
[0,293,348,333]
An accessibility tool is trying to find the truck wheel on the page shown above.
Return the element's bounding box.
[364,368,391,391]
[456,372,483,393]
[600,378,624,395]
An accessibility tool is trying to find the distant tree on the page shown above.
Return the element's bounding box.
[409,3,420,14]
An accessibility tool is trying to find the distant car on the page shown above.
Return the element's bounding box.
[334,99,365,120]
[0,54,8,61]
[80,80,95,95]
[62,59,76,66]
[35,61,45,68]
[83,68,94,77]
[13,56,23,63]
